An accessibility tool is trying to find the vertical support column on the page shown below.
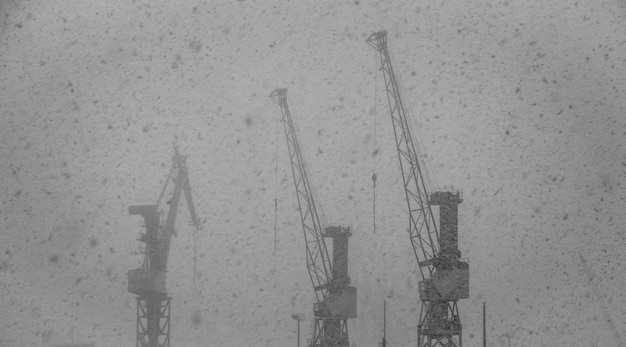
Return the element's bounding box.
[136,295,171,347]
[429,191,462,258]
[310,226,355,347]
[483,302,486,347]
[310,319,322,347]
[419,191,466,347]
[323,226,351,287]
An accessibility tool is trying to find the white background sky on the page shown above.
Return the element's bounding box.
[1,0,626,346]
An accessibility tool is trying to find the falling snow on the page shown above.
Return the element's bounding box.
[1,1,626,346]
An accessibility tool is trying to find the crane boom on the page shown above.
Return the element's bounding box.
[160,150,201,271]
[270,88,333,302]
[367,31,439,279]
[367,31,469,347]
[127,148,201,347]
[270,88,356,347]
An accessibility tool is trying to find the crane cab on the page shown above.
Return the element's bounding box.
[128,268,167,295]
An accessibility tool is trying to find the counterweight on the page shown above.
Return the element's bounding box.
[367,31,469,347]
[270,88,357,347]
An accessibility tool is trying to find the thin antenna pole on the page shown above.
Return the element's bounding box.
[380,300,387,347]
[483,302,486,347]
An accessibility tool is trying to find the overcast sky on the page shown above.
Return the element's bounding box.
[1,0,626,346]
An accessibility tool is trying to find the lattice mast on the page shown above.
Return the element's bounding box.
[270,88,357,347]
[367,31,469,347]
[127,148,201,347]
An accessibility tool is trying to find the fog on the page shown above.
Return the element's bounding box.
[1,1,625,346]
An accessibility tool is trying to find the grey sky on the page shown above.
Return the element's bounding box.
[1,0,625,346]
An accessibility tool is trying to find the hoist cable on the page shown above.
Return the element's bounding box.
[372,51,379,234]
[192,215,198,284]
[274,107,280,253]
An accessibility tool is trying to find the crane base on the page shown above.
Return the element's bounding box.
[136,295,170,347]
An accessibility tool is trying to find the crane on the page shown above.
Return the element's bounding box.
[127,148,201,347]
[270,88,357,347]
[367,31,469,347]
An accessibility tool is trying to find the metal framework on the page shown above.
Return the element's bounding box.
[136,296,171,347]
[128,149,201,347]
[367,31,469,347]
[270,88,356,347]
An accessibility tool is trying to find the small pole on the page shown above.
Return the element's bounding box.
[292,313,304,347]
[483,302,486,347]
[382,300,387,347]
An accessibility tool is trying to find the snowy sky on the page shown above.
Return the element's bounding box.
[1,0,626,346]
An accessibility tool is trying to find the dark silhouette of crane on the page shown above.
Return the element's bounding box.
[367,31,469,347]
[270,88,357,347]
[127,148,201,347]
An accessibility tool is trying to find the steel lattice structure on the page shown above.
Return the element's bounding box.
[367,31,469,347]
[270,88,356,347]
[127,149,201,347]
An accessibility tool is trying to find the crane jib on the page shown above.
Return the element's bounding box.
[270,88,356,346]
[368,30,469,347]
[269,88,333,297]
[126,149,202,347]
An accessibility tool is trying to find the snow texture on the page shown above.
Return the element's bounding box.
[1,0,625,346]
